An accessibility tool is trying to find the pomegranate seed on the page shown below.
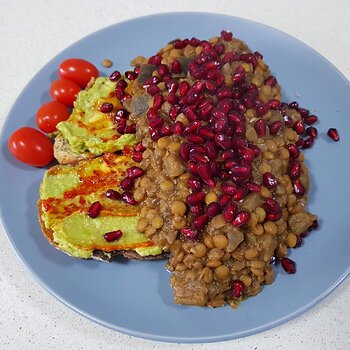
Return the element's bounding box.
[233,187,248,201]
[246,182,261,192]
[181,228,200,240]
[310,219,319,230]
[197,126,215,140]
[221,150,235,161]
[302,137,314,149]
[147,85,160,96]
[221,182,237,195]
[173,39,185,49]
[172,121,184,135]
[99,102,114,113]
[267,212,282,221]
[268,99,281,110]
[187,191,206,206]
[206,202,222,218]
[241,147,255,164]
[295,234,303,247]
[222,51,239,63]
[281,257,296,274]
[193,214,208,229]
[187,134,204,144]
[232,280,244,298]
[304,115,318,125]
[242,95,256,108]
[217,87,232,100]
[187,161,198,176]
[256,103,270,116]
[295,138,304,148]
[127,166,144,179]
[254,119,267,137]
[289,161,301,180]
[120,177,134,191]
[327,128,340,141]
[293,179,306,196]
[115,109,129,120]
[160,125,173,137]
[223,202,237,222]
[125,124,136,134]
[116,79,127,89]
[286,144,300,159]
[133,66,140,75]
[264,76,277,87]
[214,117,228,133]
[215,133,232,150]
[171,60,182,74]
[104,230,123,242]
[190,37,201,46]
[232,211,250,227]
[190,205,203,216]
[293,120,305,135]
[88,201,102,218]
[204,141,218,159]
[125,71,136,81]
[234,122,246,137]
[153,94,164,110]
[148,54,162,66]
[289,101,299,109]
[197,163,215,188]
[134,143,145,152]
[149,115,164,128]
[132,152,143,163]
[167,92,178,105]
[262,172,278,190]
[284,115,294,127]
[169,105,181,120]
[122,191,137,205]
[106,189,122,201]
[264,198,281,214]
[184,121,200,135]
[143,76,160,88]
[189,150,208,163]
[224,159,238,170]
[269,121,283,135]
[305,126,318,138]
[298,108,309,117]
[231,164,251,177]
[218,193,230,207]
[220,30,233,41]
[109,70,121,81]
[187,177,203,192]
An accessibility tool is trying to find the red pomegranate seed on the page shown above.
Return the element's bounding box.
[169,105,181,120]
[197,163,215,188]
[262,172,278,190]
[187,134,204,144]
[187,177,203,192]
[302,137,314,149]
[105,189,122,201]
[184,121,201,135]
[298,108,309,117]
[295,234,303,247]
[264,76,277,87]
[171,60,182,74]
[220,182,237,195]
[242,95,256,108]
[147,85,160,96]
[218,193,230,207]
[179,81,190,96]
[149,115,164,128]
[160,125,173,137]
[214,117,228,133]
[193,214,209,229]
[109,70,121,81]
[289,101,299,109]
[256,103,270,116]
[134,141,145,152]
[281,257,296,274]
[120,177,134,191]
[153,94,164,110]
[125,124,136,134]
[197,126,215,140]
[327,128,340,141]
[293,179,306,196]
[187,161,198,176]
[100,102,114,113]
[223,202,237,222]
[115,109,130,120]
[286,144,300,159]
[234,122,246,137]
[181,228,200,240]
[304,115,318,125]
[179,143,191,162]
[246,182,261,192]
[231,164,251,178]
[283,115,294,127]
[125,71,136,81]
[289,161,301,180]
[117,120,126,134]
[132,152,143,162]
[267,212,282,221]
[217,87,233,100]
[215,133,231,150]
[190,205,203,216]
[206,202,222,218]
[204,141,218,160]
[268,99,281,110]
[295,138,304,148]
[232,280,245,298]
[264,198,281,214]
[232,211,250,227]
[187,191,206,206]
[104,230,123,242]
[172,121,184,135]
[173,39,185,49]
[220,30,233,41]
[232,72,245,85]
[122,191,137,205]
[269,121,283,135]
[293,120,305,135]
[167,92,178,105]
[305,126,318,138]
[222,51,239,64]
[310,219,319,230]
[116,79,127,89]
[88,201,102,218]
[233,187,248,201]
[254,119,267,137]
[221,150,235,161]
[241,147,255,164]
[189,151,208,163]
[148,54,162,66]
[127,166,144,179]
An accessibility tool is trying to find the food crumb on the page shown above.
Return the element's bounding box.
[102,59,113,68]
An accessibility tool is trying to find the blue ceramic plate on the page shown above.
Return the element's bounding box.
[0,13,349,343]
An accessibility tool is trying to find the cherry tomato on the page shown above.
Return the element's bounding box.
[8,127,54,167]
[58,58,99,88]
[36,101,70,133]
[50,78,81,107]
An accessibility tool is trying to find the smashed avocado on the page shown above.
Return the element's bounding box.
[56,77,136,155]
[39,154,162,259]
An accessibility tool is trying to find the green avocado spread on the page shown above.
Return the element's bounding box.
[39,155,162,259]
[56,77,136,155]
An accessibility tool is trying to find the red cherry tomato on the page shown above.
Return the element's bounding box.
[50,78,81,107]
[36,101,70,133]
[8,127,54,167]
[58,58,99,88]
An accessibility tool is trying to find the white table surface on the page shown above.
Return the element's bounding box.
[0,1,349,349]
